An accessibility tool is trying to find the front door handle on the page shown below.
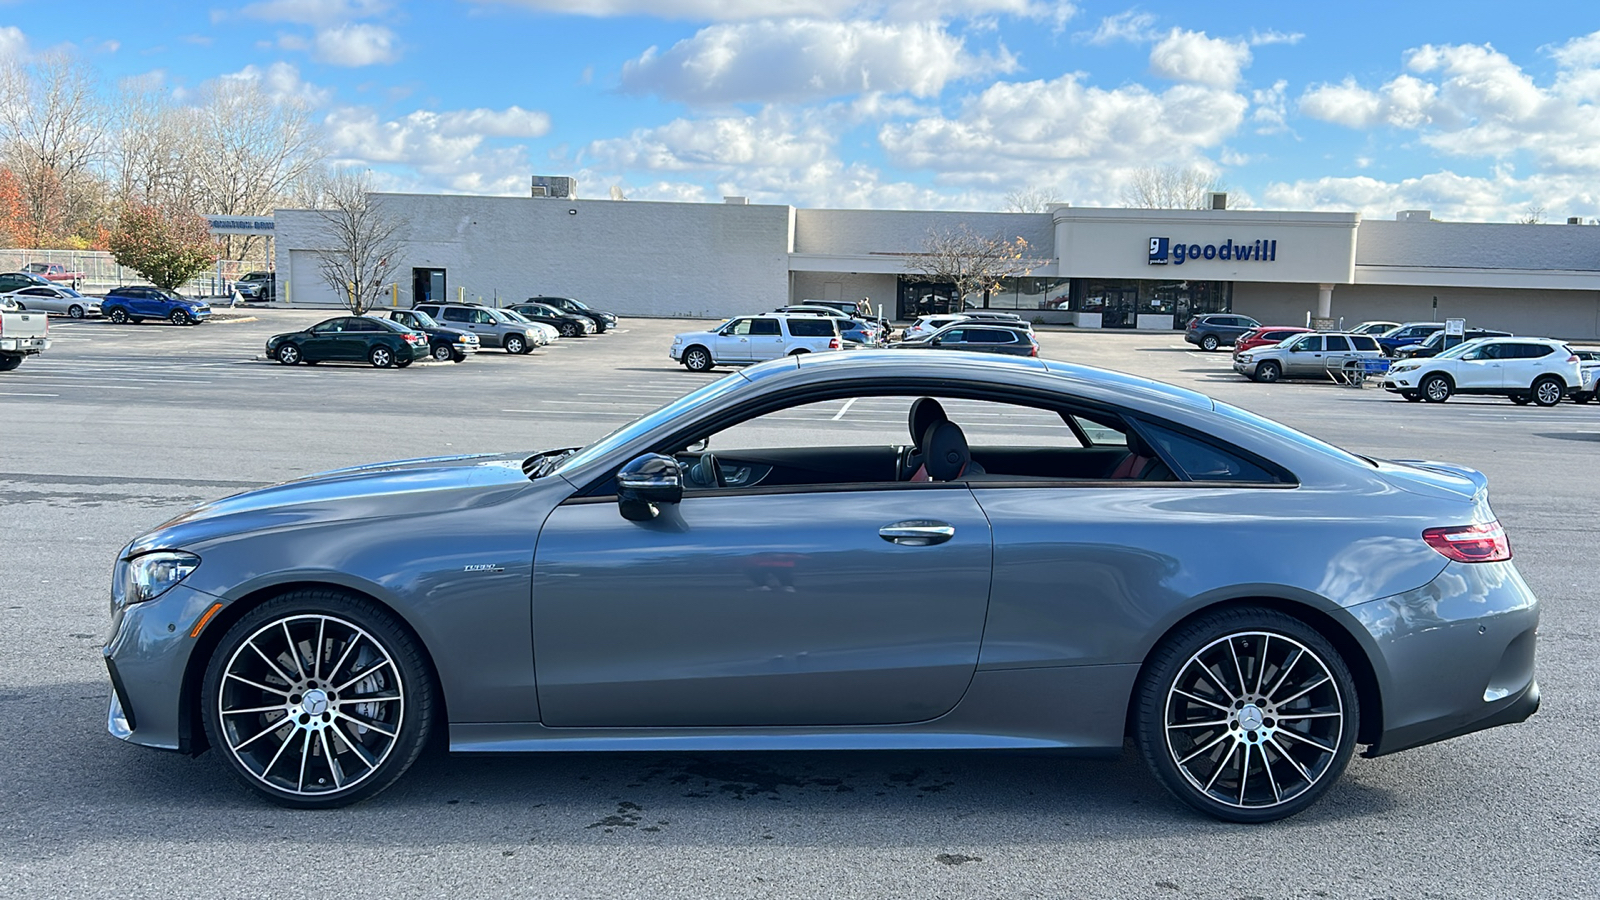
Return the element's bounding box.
[879,520,955,546]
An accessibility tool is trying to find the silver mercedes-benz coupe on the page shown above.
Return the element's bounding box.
[103,352,1539,822]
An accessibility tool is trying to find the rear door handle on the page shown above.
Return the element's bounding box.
[879,520,955,546]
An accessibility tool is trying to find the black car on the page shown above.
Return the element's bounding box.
[891,322,1039,357]
[529,296,617,333]
[1392,328,1512,359]
[381,308,481,361]
[509,302,594,337]
[266,315,431,368]
[1185,314,1261,351]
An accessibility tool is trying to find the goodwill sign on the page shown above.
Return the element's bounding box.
[1148,237,1276,265]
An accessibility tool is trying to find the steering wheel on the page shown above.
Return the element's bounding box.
[689,452,724,488]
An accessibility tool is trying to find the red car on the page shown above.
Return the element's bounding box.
[1233,326,1312,354]
[23,262,84,285]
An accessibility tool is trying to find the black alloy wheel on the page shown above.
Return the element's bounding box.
[108,308,129,324]
[683,345,713,372]
[276,344,302,365]
[1253,361,1282,384]
[1135,606,1359,823]
[1201,334,1221,352]
[68,304,85,318]
[504,335,526,355]
[200,590,436,809]
[170,309,190,326]
[431,343,454,362]
[1422,374,1453,403]
[1531,376,1565,407]
[369,346,394,368]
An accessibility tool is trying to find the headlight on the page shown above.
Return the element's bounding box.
[1236,353,1253,362]
[113,551,201,609]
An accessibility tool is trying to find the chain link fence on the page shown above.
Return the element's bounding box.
[0,248,266,298]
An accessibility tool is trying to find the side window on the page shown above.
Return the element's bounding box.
[347,319,380,332]
[938,329,966,343]
[1290,336,1321,352]
[1350,335,1379,351]
[471,310,494,324]
[441,308,470,322]
[1324,335,1352,352]
[724,318,753,336]
[786,318,831,337]
[749,319,781,336]
[1071,415,1126,447]
[21,287,52,296]
[1516,344,1551,358]
[1137,421,1281,483]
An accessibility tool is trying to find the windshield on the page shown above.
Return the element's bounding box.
[499,309,532,324]
[551,371,751,477]
[407,310,440,327]
[156,289,184,302]
[565,298,591,310]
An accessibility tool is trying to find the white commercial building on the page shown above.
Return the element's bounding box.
[274,193,1600,339]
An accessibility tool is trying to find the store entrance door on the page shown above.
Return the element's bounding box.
[1102,287,1137,328]
[896,278,959,320]
[412,268,446,305]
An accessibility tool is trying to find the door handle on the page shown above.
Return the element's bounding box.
[879,520,955,546]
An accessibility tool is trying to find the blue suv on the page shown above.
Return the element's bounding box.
[102,287,212,326]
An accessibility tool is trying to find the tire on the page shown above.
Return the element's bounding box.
[1401,391,1422,402]
[504,335,526,355]
[108,308,129,324]
[560,322,579,338]
[369,346,394,368]
[170,309,190,326]
[431,343,454,362]
[1531,376,1565,407]
[1253,360,1282,384]
[451,351,465,363]
[0,355,21,371]
[1201,335,1221,352]
[1135,606,1359,823]
[594,321,608,334]
[1421,373,1452,403]
[199,590,436,809]
[68,304,85,318]
[276,344,302,366]
[683,345,713,372]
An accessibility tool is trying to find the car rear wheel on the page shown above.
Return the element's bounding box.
[683,345,713,372]
[369,346,394,368]
[200,590,436,809]
[504,335,526,355]
[68,304,85,318]
[1422,374,1452,402]
[1531,376,1565,407]
[1253,361,1282,384]
[1135,606,1359,823]
[108,308,128,324]
[276,344,302,365]
[431,344,453,362]
[1201,335,1221,352]
[0,355,21,371]
[170,309,190,326]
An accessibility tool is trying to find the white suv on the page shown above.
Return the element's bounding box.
[671,314,841,371]
[1382,337,1583,406]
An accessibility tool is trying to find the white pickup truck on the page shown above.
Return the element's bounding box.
[0,298,49,371]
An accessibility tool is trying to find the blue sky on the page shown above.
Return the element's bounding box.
[4,0,1599,220]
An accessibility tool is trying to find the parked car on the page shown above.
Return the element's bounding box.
[103,352,1540,821]
[1349,320,1401,336]
[1375,322,1445,356]
[0,297,49,371]
[102,286,211,325]
[1233,326,1312,354]
[1570,347,1600,403]
[892,322,1039,357]
[508,302,595,338]
[903,313,975,341]
[1382,337,1583,405]
[234,272,276,302]
[670,313,841,371]
[413,302,544,354]
[0,271,52,294]
[499,309,560,346]
[1391,328,1511,359]
[380,308,480,362]
[22,261,84,285]
[801,297,885,326]
[1232,332,1385,383]
[1185,314,1261,351]
[0,283,100,318]
[266,315,431,368]
[528,296,617,333]
[775,305,881,344]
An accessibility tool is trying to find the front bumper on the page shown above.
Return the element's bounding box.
[1231,358,1258,377]
[103,582,225,752]
[1382,369,1422,392]
[1352,559,1540,756]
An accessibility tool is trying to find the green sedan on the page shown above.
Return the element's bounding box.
[266,315,432,368]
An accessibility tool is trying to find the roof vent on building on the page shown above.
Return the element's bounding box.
[724,196,749,205]
[1568,217,1584,225]
[531,175,577,199]
[1205,191,1228,210]
[1396,209,1433,223]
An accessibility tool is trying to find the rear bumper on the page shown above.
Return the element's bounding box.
[0,336,49,353]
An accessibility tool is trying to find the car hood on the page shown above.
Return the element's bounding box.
[125,453,536,555]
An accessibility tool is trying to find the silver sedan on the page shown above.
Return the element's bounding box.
[103,352,1539,821]
[2,283,100,318]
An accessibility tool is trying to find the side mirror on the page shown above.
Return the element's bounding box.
[617,453,683,521]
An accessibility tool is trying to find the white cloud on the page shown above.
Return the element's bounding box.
[1148,28,1251,89]
[240,0,390,26]
[1248,29,1302,46]
[322,103,552,193]
[1261,168,1600,223]
[621,19,1015,104]
[219,61,332,107]
[313,23,400,66]
[1080,10,1156,45]
[1250,78,1290,133]
[471,0,1068,22]
[0,25,28,61]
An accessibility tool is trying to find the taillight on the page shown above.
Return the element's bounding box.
[1423,521,1511,563]
[829,337,840,349]
[1029,343,1038,357]
[1568,354,1579,363]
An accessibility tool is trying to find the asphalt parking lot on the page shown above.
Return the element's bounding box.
[3,310,1597,899]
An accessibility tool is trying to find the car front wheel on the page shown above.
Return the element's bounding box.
[1135,607,1359,823]
[683,345,713,372]
[170,309,190,326]
[1201,335,1221,351]
[504,335,526,355]
[276,344,302,365]
[1531,376,1565,407]
[200,591,436,809]
[1253,360,1282,383]
[431,344,454,362]
[1422,374,1452,403]
[560,322,579,337]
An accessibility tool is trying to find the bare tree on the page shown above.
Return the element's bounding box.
[0,53,113,246]
[904,225,1048,308]
[314,169,402,315]
[1003,185,1061,214]
[113,80,202,214]
[1120,165,1224,209]
[1517,205,1545,225]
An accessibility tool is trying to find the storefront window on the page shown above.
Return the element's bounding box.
[1067,279,1232,328]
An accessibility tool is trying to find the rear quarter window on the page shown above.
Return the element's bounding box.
[1137,420,1286,484]
[786,318,834,337]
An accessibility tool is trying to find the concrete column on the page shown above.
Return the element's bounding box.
[1317,283,1334,319]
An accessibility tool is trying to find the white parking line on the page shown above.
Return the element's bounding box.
[0,391,59,397]
[831,398,857,420]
